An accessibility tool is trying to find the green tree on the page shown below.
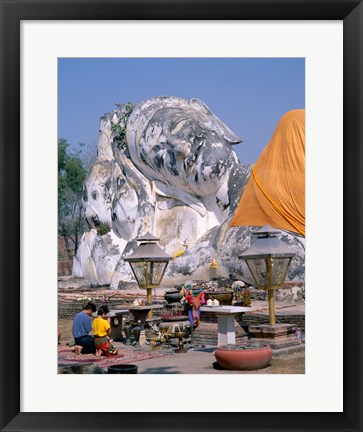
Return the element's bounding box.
[58,138,88,259]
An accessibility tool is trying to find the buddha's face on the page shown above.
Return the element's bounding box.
[82,160,139,240]
[126,97,241,197]
[82,161,116,229]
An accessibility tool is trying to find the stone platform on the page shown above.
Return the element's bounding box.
[193,301,305,347]
[249,323,302,349]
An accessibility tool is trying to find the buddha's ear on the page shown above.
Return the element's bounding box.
[189,98,242,145]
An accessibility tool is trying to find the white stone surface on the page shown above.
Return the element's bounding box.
[73,97,246,287]
[201,305,254,345]
[217,315,236,345]
[200,305,253,314]
[73,96,305,290]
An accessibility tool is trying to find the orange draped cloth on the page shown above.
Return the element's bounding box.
[231,109,305,236]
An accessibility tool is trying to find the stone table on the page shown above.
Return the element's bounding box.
[200,305,253,346]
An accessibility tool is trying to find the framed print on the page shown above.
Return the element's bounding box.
[1,0,362,431]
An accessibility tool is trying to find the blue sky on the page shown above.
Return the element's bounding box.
[58,58,304,164]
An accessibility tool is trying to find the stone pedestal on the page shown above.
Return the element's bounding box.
[217,314,237,345]
[199,306,252,346]
[139,330,146,345]
[193,311,249,346]
[248,323,301,349]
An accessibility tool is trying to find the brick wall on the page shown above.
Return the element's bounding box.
[58,260,73,276]
[58,298,165,320]
[58,237,74,276]
[241,313,305,330]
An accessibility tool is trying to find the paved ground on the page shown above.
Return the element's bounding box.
[58,299,305,374]
[58,340,305,375]
[128,344,305,374]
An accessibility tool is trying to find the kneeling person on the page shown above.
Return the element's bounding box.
[93,306,118,356]
[72,302,97,354]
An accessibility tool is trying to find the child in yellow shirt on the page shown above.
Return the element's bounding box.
[92,306,118,356]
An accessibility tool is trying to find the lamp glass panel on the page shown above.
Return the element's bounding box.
[247,258,269,288]
[130,262,146,286]
[147,261,167,285]
[271,257,290,286]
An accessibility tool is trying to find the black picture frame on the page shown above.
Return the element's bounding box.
[1,1,362,431]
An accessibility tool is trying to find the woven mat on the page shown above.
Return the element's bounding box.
[58,345,168,367]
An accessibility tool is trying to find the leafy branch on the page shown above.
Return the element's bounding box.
[112,102,134,149]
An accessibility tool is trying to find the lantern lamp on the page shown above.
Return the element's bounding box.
[124,232,172,306]
[239,224,295,325]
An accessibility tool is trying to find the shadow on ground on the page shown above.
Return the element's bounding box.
[58,365,104,374]
[139,366,179,374]
[192,347,216,353]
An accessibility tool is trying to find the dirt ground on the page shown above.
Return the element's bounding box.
[59,318,82,341]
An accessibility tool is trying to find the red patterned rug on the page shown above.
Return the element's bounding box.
[58,345,169,367]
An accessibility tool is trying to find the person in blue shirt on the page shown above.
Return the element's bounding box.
[72,302,97,354]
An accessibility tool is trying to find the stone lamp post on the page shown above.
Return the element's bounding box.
[124,232,172,314]
[239,224,295,325]
[239,224,301,349]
